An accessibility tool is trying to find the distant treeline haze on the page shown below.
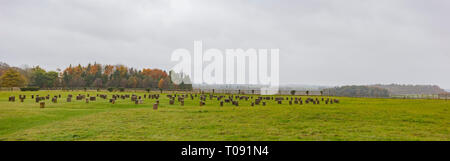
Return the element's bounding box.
[326,86,391,98]
[370,84,447,95]
[326,84,448,97]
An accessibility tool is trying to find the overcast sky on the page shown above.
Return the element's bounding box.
[1,0,449,88]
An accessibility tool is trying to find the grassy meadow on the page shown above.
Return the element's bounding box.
[0,90,449,141]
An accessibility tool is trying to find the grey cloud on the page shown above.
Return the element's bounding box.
[0,0,449,88]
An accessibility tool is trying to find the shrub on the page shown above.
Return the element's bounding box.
[290,90,296,95]
[119,88,125,92]
[20,87,40,91]
[107,87,114,92]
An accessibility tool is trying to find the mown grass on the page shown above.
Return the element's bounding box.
[0,91,448,141]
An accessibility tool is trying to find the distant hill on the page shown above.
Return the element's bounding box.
[370,84,446,95]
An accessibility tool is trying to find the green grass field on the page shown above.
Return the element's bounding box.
[0,91,449,141]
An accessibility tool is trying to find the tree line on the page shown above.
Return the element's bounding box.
[370,84,446,95]
[326,85,390,97]
[0,62,192,90]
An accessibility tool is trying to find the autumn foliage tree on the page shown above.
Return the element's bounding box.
[59,63,189,90]
[158,78,167,89]
[0,69,26,87]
